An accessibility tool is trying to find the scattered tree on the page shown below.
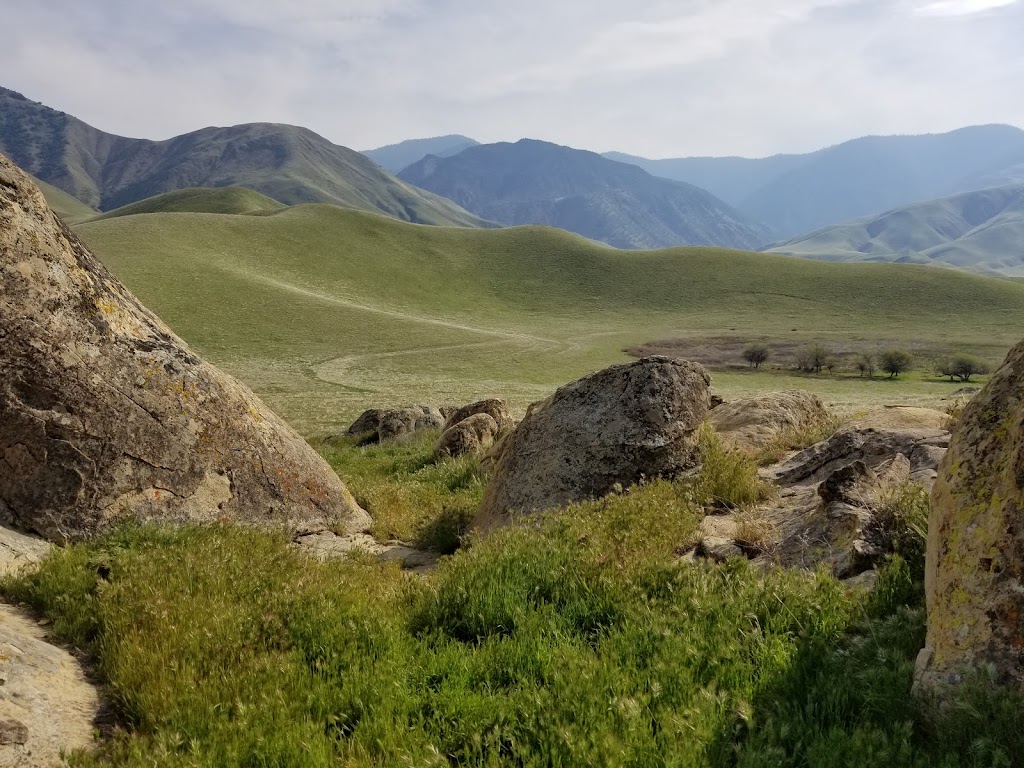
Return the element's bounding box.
[880,348,913,379]
[855,352,876,378]
[795,343,834,374]
[937,354,990,383]
[742,344,770,368]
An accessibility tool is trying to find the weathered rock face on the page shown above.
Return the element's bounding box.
[444,398,513,433]
[766,426,949,489]
[0,154,370,542]
[475,357,710,532]
[708,390,828,452]
[917,339,1024,694]
[0,604,101,767]
[691,426,948,578]
[435,413,499,459]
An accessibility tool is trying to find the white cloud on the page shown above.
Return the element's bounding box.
[915,0,1018,16]
[3,0,1023,157]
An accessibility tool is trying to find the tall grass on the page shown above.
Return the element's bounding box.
[5,514,1021,766]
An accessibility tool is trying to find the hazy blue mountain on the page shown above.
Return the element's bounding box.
[601,151,804,208]
[765,183,1024,276]
[0,87,490,227]
[608,125,1024,239]
[399,139,771,250]
[363,135,480,173]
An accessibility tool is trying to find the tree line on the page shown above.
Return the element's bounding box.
[741,343,990,381]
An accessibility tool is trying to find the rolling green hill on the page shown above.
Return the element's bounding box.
[0,87,490,228]
[399,139,770,250]
[92,187,287,220]
[766,184,1024,275]
[31,174,98,223]
[74,203,1024,434]
[363,135,480,173]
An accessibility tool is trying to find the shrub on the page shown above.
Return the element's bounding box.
[879,348,913,379]
[937,353,991,383]
[873,482,929,579]
[742,344,770,368]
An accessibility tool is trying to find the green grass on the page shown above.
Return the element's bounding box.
[33,174,99,224]
[321,430,485,547]
[90,187,286,220]
[74,204,1024,435]
[6,516,1022,766]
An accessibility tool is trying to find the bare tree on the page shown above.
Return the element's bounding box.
[742,344,769,369]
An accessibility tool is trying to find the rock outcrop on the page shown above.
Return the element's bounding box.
[0,153,369,542]
[0,604,101,767]
[435,413,499,459]
[444,398,513,433]
[475,357,710,532]
[691,426,949,578]
[709,390,829,452]
[917,339,1024,694]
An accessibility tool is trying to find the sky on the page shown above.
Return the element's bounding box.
[5,0,1024,158]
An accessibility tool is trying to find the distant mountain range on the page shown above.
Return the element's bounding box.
[398,139,769,250]
[363,135,480,173]
[765,184,1024,276]
[606,125,1024,239]
[0,87,490,227]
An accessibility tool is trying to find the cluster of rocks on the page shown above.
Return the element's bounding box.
[338,398,513,461]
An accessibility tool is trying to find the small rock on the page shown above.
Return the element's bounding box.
[434,413,499,459]
[444,398,513,432]
[698,537,744,562]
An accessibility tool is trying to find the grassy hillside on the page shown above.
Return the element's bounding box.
[76,204,1024,435]
[363,134,480,173]
[32,174,98,223]
[92,187,286,220]
[399,139,770,250]
[766,184,1024,275]
[0,87,491,228]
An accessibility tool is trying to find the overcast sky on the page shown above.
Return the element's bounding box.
[6,0,1024,158]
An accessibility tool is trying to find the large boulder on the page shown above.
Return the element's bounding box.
[917,339,1024,695]
[475,357,710,532]
[0,154,370,542]
[444,398,513,432]
[708,390,829,452]
[434,413,499,459]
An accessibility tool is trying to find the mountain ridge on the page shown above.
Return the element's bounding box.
[764,183,1024,276]
[398,138,770,250]
[0,86,491,228]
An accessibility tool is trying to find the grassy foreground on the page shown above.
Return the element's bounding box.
[5,435,1023,767]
